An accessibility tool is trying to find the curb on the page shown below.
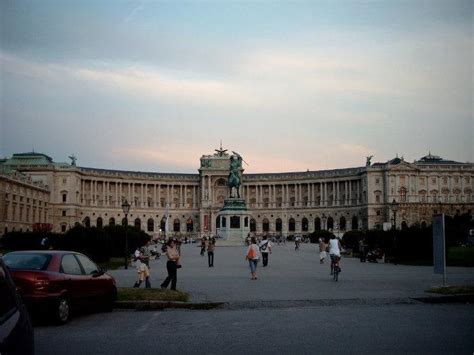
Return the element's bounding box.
[114,295,473,311]
[114,300,223,311]
[412,295,474,304]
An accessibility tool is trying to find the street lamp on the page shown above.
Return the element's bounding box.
[391,199,398,230]
[121,200,131,270]
[391,199,399,264]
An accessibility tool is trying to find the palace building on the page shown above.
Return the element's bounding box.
[1,149,472,237]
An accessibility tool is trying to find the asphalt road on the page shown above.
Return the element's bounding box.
[35,303,474,355]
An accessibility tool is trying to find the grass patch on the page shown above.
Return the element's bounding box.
[447,247,474,267]
[117,287,189,302]
[426,285,474,295]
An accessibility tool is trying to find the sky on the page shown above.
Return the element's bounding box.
[1,0,472,173]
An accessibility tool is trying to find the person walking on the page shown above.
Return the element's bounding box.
[160,239,180,290]
[200,237,207,256]
[133,247,151,288]
[319,238,327,264]
[259,235,272,267]
[207,238,215,267]
[245,237,260,280]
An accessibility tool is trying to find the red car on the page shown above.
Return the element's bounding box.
[3,251,117,324]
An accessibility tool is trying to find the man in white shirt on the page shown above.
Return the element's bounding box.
[259,235,273,267]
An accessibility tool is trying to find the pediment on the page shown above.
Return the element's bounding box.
[387,160,418,172]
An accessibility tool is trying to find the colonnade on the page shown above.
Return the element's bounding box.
[241,180,363,208]
[80,180,200,209]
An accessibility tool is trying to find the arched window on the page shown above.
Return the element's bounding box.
[262,218,270,232]
[83,216,91,228]
[147,218,154,232]
[421,221,427,228]
[122,217,127,226]
[314,217,321,231]
[276,218,282,232]
[96,217,103,229]
[401,221,408,230]
[250,219,256,232]
[351,216,358,230]
[302,218,308,232]
[327,217,334,230]
[109,217,115,226]
[134,218,141,230]
[231,216,241,229]
[173,219,180,232]
[339,216,346,231]
[186,218,193,232]
[288,218,295,232]
[160,218,166,232]
[216,216,220,229]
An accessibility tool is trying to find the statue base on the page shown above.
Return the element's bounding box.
[216,198,249,246]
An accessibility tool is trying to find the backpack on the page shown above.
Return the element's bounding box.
[246,246,257,259]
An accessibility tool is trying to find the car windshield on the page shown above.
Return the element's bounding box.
[3,253,52,271]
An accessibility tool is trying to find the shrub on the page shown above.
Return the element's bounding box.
[308,230,335,244]
[342,230,366,253]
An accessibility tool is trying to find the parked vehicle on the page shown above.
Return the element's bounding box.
[0,258,34,354]
[2,251,117,324]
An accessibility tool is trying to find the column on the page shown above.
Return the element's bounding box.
[286,184,289,206]
[208,176,212,202]
[154,184,157,207]
[158,184,162,207]
[81,179,84,204]
[348,181,352,205]
[89,180,93,205]
[144,183,148,207]
[299,183,302,207]
[324,182,328,206]
[344,181,348,205]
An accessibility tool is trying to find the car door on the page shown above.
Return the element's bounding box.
[74,254,104,300]
[60,254,88,306]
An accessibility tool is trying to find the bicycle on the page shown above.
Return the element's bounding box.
[330,255,341,281]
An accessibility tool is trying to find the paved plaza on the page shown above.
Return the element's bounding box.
[109,242,474,304]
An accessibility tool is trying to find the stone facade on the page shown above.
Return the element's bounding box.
[0,151,472,237]
[0,165,51,234]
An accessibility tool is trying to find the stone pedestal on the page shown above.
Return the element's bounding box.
[216,198,250,246]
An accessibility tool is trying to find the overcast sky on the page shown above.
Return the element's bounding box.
[1,0,472,173]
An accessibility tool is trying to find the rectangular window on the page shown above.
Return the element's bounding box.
[62,210,66,217]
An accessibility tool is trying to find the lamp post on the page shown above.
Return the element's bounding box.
[121,200,131,270]
[391,199,399,264]
[391,199,398,230]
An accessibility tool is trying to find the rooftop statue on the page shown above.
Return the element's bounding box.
[228,151,242,198]
[366,155,373,167]
[69,154,77,166]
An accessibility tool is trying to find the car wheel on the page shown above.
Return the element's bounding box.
[55,297,71,324]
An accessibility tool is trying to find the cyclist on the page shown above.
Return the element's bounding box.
[328,234,342,275]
